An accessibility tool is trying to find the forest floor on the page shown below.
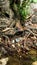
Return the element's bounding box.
[0,3,37,65]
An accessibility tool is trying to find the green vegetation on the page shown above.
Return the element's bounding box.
[10,0,37,20]
[18,0,31,20]
[18,0,37,20]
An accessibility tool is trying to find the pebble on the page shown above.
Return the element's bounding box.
[15,38,20,43]
[12,40,15,43]
[17,43,20,47]
[12,44,15,48]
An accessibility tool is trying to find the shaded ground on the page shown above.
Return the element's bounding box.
[6,49,37,65]
[0,49,37,65]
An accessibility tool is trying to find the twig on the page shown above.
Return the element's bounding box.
[2,28,14,32]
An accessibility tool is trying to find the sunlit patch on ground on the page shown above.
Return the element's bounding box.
[0,57,9,65]
[32,61,37,65]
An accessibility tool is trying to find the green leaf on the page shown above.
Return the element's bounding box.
[33,0,37,3]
